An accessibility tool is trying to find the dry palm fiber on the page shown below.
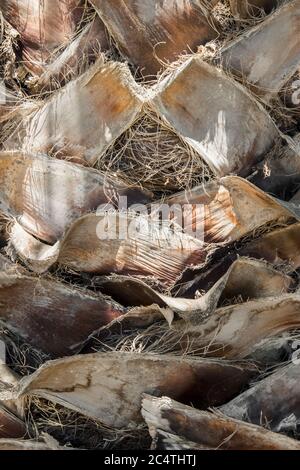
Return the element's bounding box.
[99,107,214,192]
[90,0,219,77]
[1,0,300,452]
[220,1,300,102]
[30,15,110,93]
[0,352,256,428]
[0,151,152,243]
[0,0,84,76]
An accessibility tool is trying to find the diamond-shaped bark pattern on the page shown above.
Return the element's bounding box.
[1,0,300,447]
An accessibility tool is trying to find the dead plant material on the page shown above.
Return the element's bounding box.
[0,151,152,243]
[0,406,25,439]
[0,352,256,428]
[220,362,300,435]
[0,0,84,76]
[153,56,279,176]
[0,361,25,438]
[0,270,124,357]
[163,294,300,358]
[250,133,300,198]
[220,1,300,101]
[8,175,300,284]
[9,213,205,285]
[0,434,65,450]
[229,0,281,18]
[90,0,219,77]
[31,16,110,93]
[100,108,214,192]
[166,176,300,243]
[98,258,293,317]
[174,222,300,298]
[0,85,23,124]
[142,394,300,450]
[4,60,143,165]
[27,397,150,450]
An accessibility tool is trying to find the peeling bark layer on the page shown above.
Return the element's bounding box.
[142,395,300,450]
[8,175,300,283]
[221,1,300,101]
[220,363,300,435]
[10,214,205,285]
[153,57,279,176]
[5,61,143,165]
[0,151,151,243]
[175,222,300,298]
[168,294,300,358]
[0,272,124,357]
[98,258,292,316]
[0,0,83,75]
[91,0,218,76]
[0,353,255,428]
[166,176,299,243]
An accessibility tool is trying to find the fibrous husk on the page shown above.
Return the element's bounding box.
[165,175,300,243]
[0,352,256,428]
[99,107,214,192]
[229,0,281,18]
[98,258,293,317]
[4,60,143,165]
[9,213,205,285]
[31,16,110,93]
[8,175,300,282]
[220,362,300,435]
[0,0,84,76]
[0,151,152,244]
[142,394,300,450]
[153,56,280,176]
[0,270,124,357]
[90,0,219,77]
[165,294,300,358]
[221,1,300,102]
[175,222,300,298]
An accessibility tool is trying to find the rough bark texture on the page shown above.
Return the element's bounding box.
[91,0,218,75]
[142,394,300,450]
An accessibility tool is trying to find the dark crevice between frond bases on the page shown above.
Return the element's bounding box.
[0,322,50,376]
[27,397,151,450]
[98,109,214,193]
[172,218,296,298]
